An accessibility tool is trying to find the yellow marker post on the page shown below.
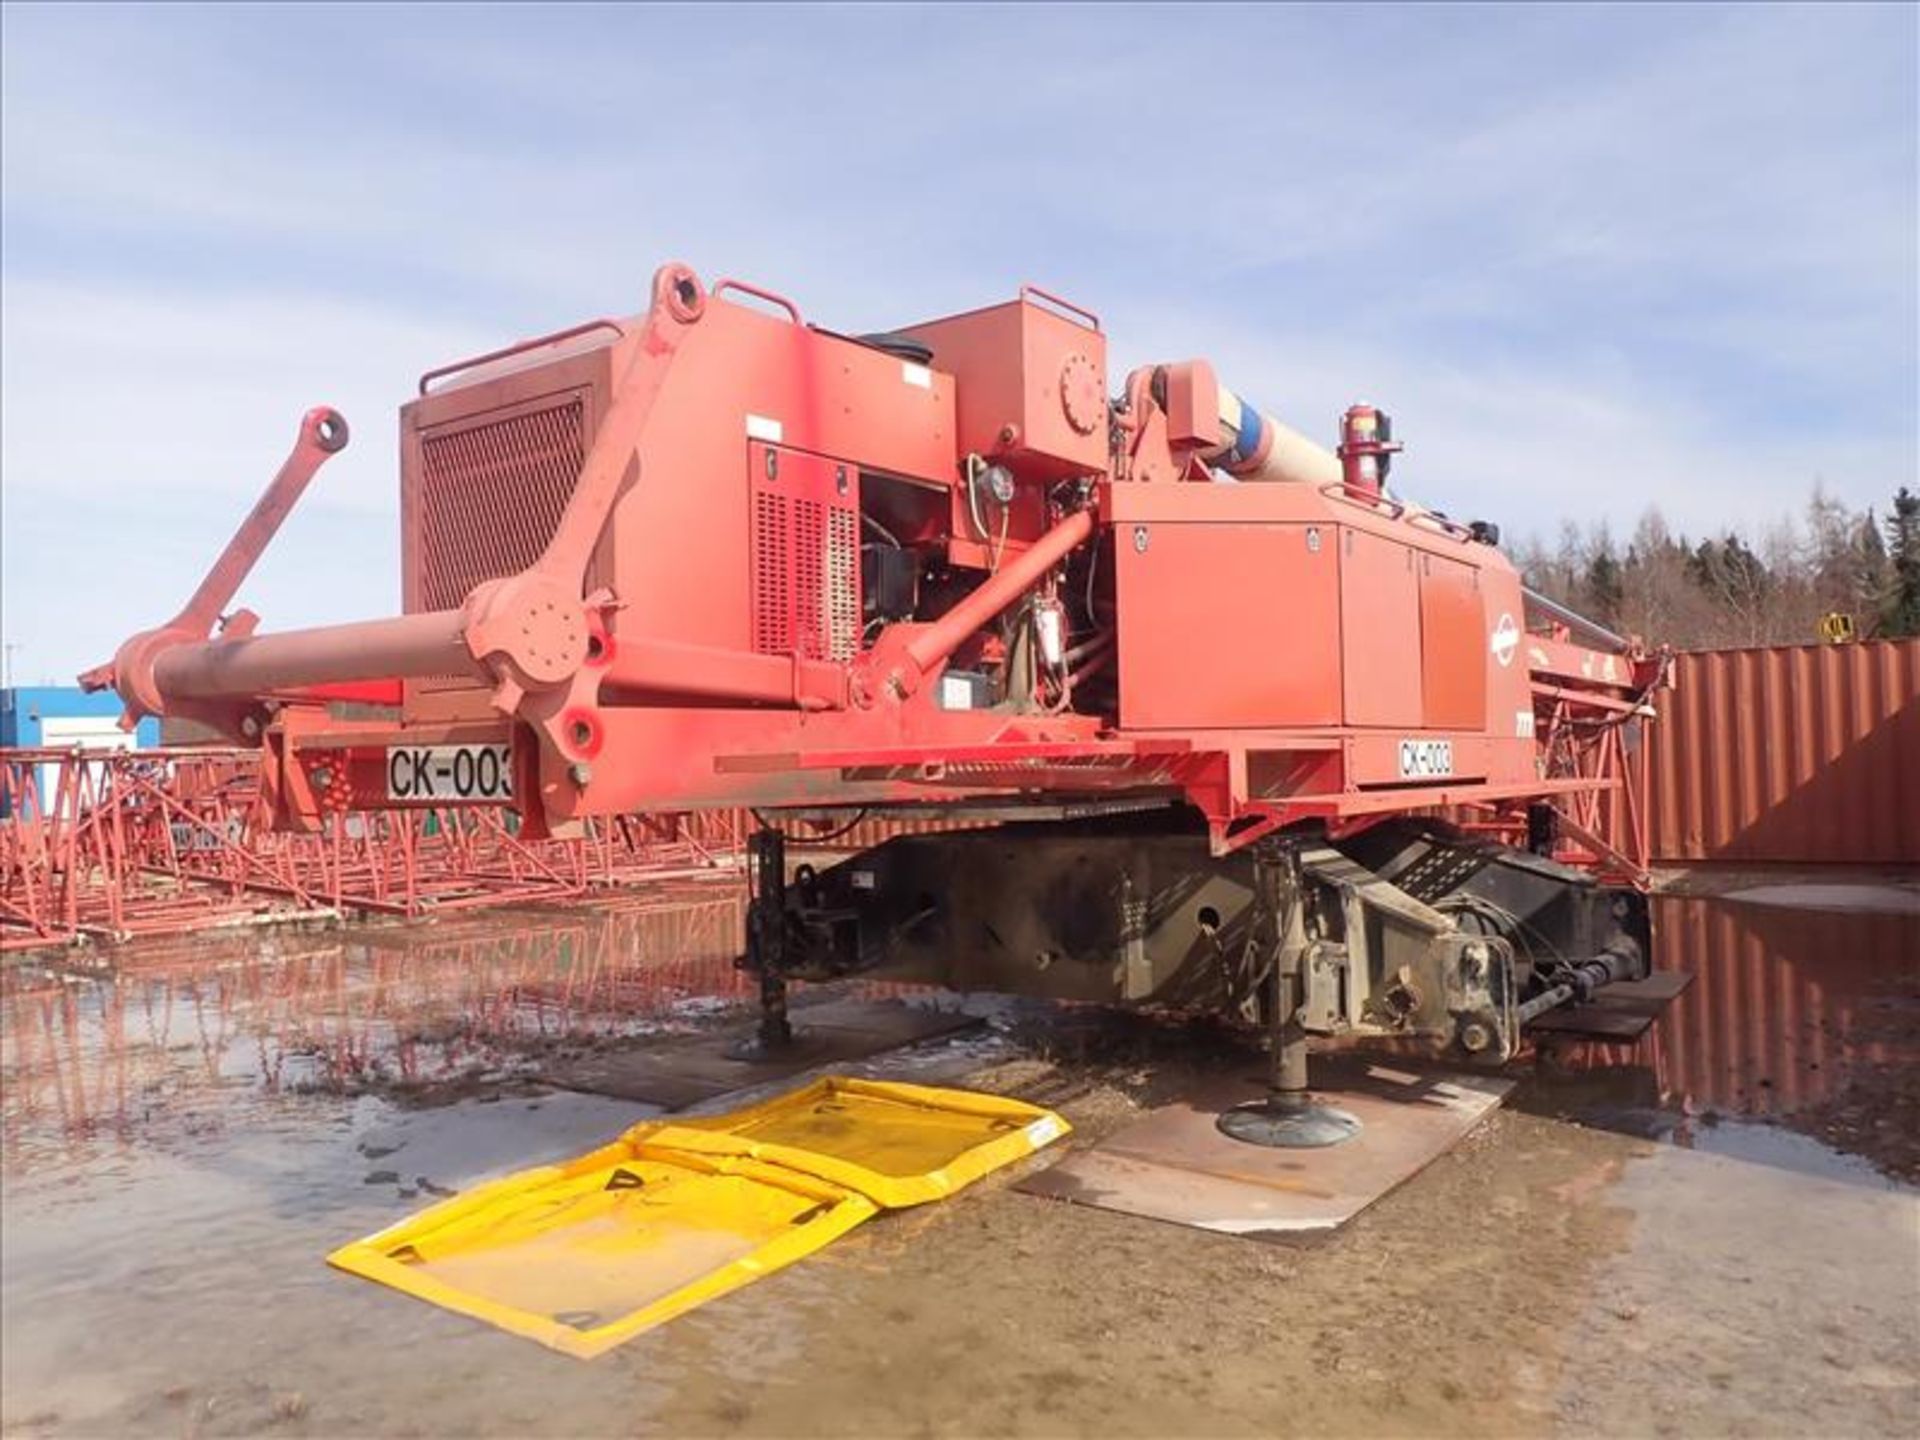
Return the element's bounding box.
[1819,612,1857,644]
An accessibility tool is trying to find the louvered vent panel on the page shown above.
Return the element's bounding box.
[793,498,826,659]
[753,492,794,655]
[417,398,586,612]
[826,506,858,661]
[749,447,860,664]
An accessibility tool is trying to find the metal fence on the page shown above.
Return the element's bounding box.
[0,746,743,951]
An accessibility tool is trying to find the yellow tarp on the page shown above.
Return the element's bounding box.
[329,1078,1068,1358]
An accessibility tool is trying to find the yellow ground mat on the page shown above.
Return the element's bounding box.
[329,1079,1068,1358]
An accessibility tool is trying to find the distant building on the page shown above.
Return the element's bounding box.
[0,686,160,750]
[1,687,161,818]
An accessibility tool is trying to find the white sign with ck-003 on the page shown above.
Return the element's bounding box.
[385,744,513,802]
[1397,739,1454,779]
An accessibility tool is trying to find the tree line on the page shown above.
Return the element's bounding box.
[1511,485,1920,651]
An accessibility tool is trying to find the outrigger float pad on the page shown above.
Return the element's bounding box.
[328,1078,1069,1359]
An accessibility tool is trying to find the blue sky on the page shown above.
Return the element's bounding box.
[3,2,1915,683]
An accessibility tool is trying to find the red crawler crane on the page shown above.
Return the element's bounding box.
[84,263,1670,1145]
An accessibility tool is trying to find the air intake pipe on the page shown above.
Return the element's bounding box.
[1211,383,1344,486]
[1143,361,1343,486]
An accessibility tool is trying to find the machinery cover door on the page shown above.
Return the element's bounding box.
[1340,528,1423,727]
[1116,523,1341,729]
[1418,552,1487,731]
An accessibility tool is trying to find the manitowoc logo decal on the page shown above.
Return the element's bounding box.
[1490,612,1519,668]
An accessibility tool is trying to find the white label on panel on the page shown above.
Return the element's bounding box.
[1398,740,1455,779]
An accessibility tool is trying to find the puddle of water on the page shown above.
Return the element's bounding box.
[1549,1121,1920,1437]
[0,874,1044,1438]
[1,880,749,1173]
[1,879,1915,1435]
[1520,892,1920,1187]
[0,882,774,1435]
[1723,882,1920,914]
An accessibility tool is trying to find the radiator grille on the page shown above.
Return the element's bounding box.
[417,397,587,612]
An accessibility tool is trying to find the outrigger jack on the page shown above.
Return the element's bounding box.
[1215,841,1363,1149]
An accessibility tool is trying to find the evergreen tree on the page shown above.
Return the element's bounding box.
[1507,484,1918,648]
[1584,544,1625,628]
[1885,487,1920,638]
[1852,511,1891,632]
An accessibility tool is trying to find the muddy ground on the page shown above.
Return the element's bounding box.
[3,882,1916,1438]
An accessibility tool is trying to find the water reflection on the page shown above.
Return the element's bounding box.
[1548,894,1918,1117]
[5,882,1914,1182]
[1,879,749,1175]
[1516,892,1919,1187]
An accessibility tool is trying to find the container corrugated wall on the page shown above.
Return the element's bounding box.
[712,808,980,854]
[814,811,985,852]
[1649,640,1920,864]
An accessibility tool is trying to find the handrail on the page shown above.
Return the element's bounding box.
[1019,284,1100,332]
[1523,588,1632,654]
[1405,507,1475,543]
[418,319,626,396]
[710,278,804,325]
[1316,481,1476,545]
[1317,481,1406,520]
